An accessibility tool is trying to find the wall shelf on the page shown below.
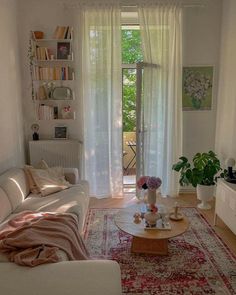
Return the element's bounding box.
[33,39,72,42]
[30,27,76,123]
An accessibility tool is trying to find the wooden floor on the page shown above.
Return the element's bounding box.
[89,192,236,255]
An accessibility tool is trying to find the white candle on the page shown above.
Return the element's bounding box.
[174,202,178,218]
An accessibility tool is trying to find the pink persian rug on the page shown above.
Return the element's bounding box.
[84,208,236,294]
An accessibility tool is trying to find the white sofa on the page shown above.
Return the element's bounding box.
[0,167,122,295]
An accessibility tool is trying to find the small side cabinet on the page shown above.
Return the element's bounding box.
[215,179,236,235]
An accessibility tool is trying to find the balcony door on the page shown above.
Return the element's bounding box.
[136,62,159,196]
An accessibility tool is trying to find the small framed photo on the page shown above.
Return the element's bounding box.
[54,126,68,139]
[57,42,71,60]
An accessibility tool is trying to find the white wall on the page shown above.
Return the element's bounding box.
[215,0,236,166]
[182,0,222,162]
[0,0,25,173]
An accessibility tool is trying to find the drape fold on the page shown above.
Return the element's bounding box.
[138,4,183,196]
[81,4,123,198]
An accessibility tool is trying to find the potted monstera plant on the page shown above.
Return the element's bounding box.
[172,151,222,209]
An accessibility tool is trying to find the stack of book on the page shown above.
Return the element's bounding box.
[38,104,54,120]
[35,46,51,60]
[53,26,72,39]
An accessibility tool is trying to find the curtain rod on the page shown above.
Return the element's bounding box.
[122,4,204,8]
[61,0,205,9]
[120,0,205,8]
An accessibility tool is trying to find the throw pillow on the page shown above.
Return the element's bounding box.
[24,160,49,194]
[24,165,41,194]
[34,159,49,170]
[28,166,70,197]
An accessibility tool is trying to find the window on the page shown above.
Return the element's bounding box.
[122,26,143,132]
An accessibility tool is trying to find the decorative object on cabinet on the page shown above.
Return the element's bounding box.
[172,151,223,209]
[224,158,236,184]
[54,126,68,139]
[31,123,39,141]
[183,66,213,111]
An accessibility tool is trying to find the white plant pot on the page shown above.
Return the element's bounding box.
[196,184,215,210]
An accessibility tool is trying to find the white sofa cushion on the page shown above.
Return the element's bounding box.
[0,188,12,223]
[64,168,79,185]
[0,168,29,211]
[14,185,89,233]
[27,166,70,196]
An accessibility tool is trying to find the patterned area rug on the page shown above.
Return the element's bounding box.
[84,208,236,294]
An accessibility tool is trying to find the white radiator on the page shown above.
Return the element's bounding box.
[29,140,83,174]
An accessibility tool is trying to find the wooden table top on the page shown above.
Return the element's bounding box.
[115,204,189,240]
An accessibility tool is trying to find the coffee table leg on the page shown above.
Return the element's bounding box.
[131,237,168,255]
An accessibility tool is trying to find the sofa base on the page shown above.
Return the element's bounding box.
[0,260,122,295]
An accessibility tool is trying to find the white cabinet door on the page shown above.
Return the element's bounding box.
[215,180,236,235]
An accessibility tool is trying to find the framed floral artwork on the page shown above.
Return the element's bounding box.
[182,66,214,111]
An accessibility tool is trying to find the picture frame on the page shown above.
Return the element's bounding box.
[57,42,71,60]
[182,66,214,111]
[54,126,68,139]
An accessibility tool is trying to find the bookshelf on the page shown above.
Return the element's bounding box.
[29,26,76,121]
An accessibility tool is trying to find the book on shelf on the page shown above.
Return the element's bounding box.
[35,46,51,60]
[38,104,54,120]
[33,66,73,80]
[53,26,72,39]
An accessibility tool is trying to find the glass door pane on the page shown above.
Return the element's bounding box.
[122,68,137,186]
[136,62,159,196]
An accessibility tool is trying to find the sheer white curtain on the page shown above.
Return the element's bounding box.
[138,3,183,196]
[81,3,123,198]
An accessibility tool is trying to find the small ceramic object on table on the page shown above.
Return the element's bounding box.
[169,202,183,221]
[133,212,141,224]
[144,212,159,226]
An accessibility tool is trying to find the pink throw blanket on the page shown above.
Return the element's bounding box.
[0,211,89,267]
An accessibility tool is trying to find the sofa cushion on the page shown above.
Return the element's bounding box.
[27,166,70,197]
[0,188,12,223]
[14,185,89,233]
[23,160,51,194]
[0,168,29,211]
[24,166,41,194]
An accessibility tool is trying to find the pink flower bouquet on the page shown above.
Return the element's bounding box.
[137,176,162,191]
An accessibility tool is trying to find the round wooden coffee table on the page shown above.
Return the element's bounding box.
[115,204,189,255]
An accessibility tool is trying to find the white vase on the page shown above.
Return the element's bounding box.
[197,184,215,210]
[147,189,157,205]
[144,212,159,226]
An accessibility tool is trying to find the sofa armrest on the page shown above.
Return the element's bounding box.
[0,260,122,295]
[64,168,79,184]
